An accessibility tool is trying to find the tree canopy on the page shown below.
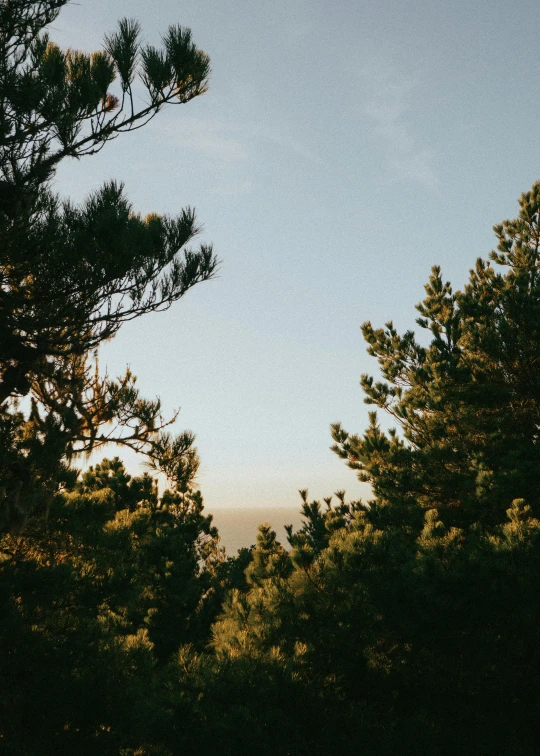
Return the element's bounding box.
[178,184,540,755]
[332,183,540,528]
[2,3,540,754]
[0,0,217,530]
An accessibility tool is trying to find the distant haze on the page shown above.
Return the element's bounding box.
[210,506,305,554]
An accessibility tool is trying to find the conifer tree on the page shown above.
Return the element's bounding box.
[332,182,540,526]
[0,0,217,530]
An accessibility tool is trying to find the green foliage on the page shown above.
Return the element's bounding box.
[0,1,217,530]
[196,496,540,755]
[171,185,540,755]
[285,488,363,566]
[245,523,291,586]
[0,458,225,753]
[333,183,540,527]
[3,9,540,751]
[1,1,210,188]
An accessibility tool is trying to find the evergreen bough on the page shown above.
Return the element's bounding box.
[0,0,217,530]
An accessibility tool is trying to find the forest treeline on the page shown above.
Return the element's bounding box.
[2,3,540,754]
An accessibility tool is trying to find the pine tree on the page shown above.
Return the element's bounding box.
[332,182,540,527]
[0,0,217,530]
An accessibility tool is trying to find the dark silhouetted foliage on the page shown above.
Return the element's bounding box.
[0,0,217,530]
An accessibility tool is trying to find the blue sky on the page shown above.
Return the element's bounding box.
[51,0,540,509]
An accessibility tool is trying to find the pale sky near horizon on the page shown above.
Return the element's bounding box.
[51,0,540,510]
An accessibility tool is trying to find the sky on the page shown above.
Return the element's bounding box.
[50,0,540,510]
